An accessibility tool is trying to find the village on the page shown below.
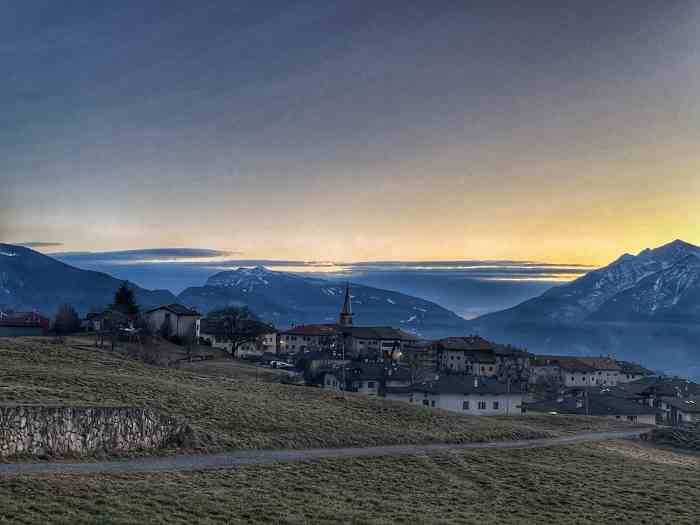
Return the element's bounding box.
[3,283,699,429]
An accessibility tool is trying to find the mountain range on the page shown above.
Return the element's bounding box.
[0,244,176,315]
[2,240,699,375]
[178,266,471,338]
[467,240,700,375]
[0,244,470,338]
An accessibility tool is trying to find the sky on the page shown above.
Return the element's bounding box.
[2,1,700,265]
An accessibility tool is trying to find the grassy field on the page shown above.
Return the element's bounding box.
[1,441,698,524]
[179,358,296,383]
[0,337,639,454]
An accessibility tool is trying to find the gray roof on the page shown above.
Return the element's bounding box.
[339,326,417,340]
[524,393,657,417]
[616,360,655,376]
[145,304,200,317]
[433,336,495,351]
[387,375,513,396]
[660,396,700,414]
[623,377,700,397]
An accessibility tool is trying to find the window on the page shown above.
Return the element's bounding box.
[423,400,429,406]
[571,376,575,382]
[431,400,436,407]
[493,401,499,410]
[367,381,376,389]
[488,366,493,372]
[478,401,486,410]
[462,401,470,410]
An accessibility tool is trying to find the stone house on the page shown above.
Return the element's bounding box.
[530,356,622,388]
[434,336,499,376]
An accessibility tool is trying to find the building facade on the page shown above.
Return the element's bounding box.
[144,304,201,339]
[385,375,525,416]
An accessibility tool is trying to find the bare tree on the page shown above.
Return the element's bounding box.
[53,304,81,336]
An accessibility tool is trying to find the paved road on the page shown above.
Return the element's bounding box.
[0,430,647,477]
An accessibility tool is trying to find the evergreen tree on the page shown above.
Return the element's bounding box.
[112,282,139,315]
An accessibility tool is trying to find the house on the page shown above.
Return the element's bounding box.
[199,318,276,358]
[345,362,385,396]
[278,324,340,354]
[385,375,525,416]
[434,336,498,375]
[493,345,532,383]
[0,311,50,337]
[339,326,418,360]
[143,304,201,339]
[530,356,622,388]
[84,309,133,332]
[659,396,700,425]
[523,389,658,425]
[618,377,700,423]
[620,376,700,406]
[320,363,413,396]
[277,285,421,359]
[616,361,656,383]
[402,339,437,371]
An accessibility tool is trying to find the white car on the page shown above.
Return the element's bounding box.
[270,360,294,369]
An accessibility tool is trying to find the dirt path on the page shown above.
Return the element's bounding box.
[0,430,647,477]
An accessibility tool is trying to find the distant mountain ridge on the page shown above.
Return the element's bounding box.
[178,266,471,338]
[468,240,700,375]
[0,244,176,316]
[474,240,700,325]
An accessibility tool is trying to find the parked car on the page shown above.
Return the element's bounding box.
[270,360,294,369]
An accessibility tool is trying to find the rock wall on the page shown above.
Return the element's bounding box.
[0,404,190,457]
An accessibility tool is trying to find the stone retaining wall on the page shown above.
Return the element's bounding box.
[0,404,190,457]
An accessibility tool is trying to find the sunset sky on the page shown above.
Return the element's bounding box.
[2,1,699,265]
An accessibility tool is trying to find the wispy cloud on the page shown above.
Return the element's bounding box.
[53,248,241,263]
[53,249,592,284]
[4,241,64,248]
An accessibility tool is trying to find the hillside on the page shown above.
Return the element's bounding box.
[0,244,176,316]
[178,266,471,338]
[0,338,627,453]
[468,240,700,374]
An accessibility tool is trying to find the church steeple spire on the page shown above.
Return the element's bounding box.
[339,282,353,326]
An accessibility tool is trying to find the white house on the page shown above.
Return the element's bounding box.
[144,304,201,339]
[385,375,525,416]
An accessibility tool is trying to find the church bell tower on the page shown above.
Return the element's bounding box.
[339,282,353,326]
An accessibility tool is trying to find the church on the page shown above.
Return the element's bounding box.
[277,283,419,359]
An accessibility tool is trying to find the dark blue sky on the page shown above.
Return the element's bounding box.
[2,1,698,263]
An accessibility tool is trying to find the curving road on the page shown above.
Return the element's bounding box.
[0,430,647,477]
